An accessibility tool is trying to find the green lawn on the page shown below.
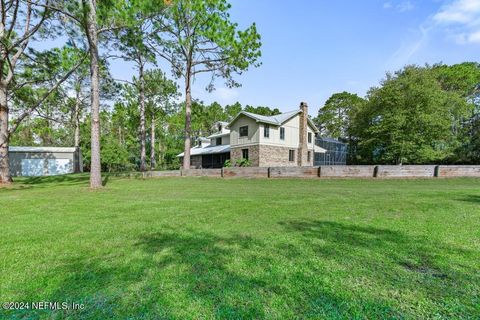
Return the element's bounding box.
[1,175,479,319]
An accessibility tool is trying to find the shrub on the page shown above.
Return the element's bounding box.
[236,158,251,167]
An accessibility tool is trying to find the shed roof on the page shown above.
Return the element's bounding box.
[9,146,77,153]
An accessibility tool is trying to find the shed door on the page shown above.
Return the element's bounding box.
[21,159,44,176]
[47,159,73,175]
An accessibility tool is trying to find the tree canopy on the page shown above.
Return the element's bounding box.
[316,63,480,165]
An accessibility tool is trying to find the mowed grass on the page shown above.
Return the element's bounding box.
[0,175,479,319]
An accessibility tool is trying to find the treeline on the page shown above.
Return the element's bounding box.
[315,63,480,165]
[11,95,281,171]
[1,0,262,187]
[3,1,479,187]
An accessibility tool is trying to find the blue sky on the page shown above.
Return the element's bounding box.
[109,0,480,115]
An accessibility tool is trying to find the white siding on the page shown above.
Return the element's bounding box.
[307,126,315,148]
[210,135,230,146]
[258,116,300,148]
[230,113,317,151]
[222,135,230,145]
[230,116,259,146]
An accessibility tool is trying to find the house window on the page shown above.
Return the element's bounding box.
[242,148,249,160]
[307,151,311,162]
[216,137,222,145]
[239,126,248,137]
[264,124,270,138]
[308,132,312,143]
[280,127,285,140]
[289,150,295,162]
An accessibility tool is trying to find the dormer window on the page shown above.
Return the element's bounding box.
[218,124,222,132]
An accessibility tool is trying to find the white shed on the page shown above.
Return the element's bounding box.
[9,147,83,177]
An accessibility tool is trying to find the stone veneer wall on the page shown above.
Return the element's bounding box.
[259,145,298,167]
[230,145,260,167]
[232,144,314,167]
[261,145,314,167]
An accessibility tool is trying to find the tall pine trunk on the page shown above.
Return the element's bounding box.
[183,69,192,169]
[139,63,146,171]
[74,88,81,149]
[74,87,81,173]
[158,139,163,169]
[86,0,102,188]
[0,83,11,184]
[150,113,156,170]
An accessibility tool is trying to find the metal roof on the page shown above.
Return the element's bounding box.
[207,132,230,139]
[314,145,327,153]
[241,110,300,125]
[9,146,77,153]
[228,110,319,133]
[177,144,230,157]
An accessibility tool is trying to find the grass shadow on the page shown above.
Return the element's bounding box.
[278,219,478,317]
[2,228,402,319]
[0,175,89,192]
[102,174,110,187]
[18,174,90,187]
[3,223,478,319]
[457,194,480,204]
[0,173,116,191]
[132,230,272,318]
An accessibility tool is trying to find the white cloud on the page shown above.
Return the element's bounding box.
[215,87,239,100]
[398,1,415,12]
[433,0,480,44]
[386,0,480,70]
[434,0,480,23]
[468,29,480,42]
[189,82,241,106]
[383,1,415,12]
[386,25,430,69]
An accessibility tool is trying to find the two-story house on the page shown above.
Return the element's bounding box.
[178,102,326,168]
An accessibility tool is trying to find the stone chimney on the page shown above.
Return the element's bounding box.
[298,102,308,166]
